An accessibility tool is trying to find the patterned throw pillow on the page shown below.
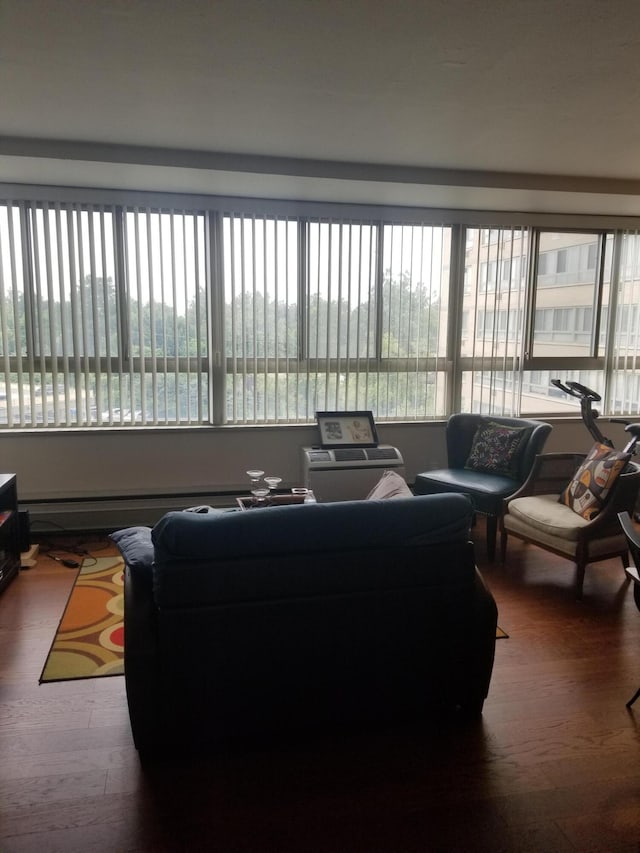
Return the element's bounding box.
[464,421,528,477]
[559,442,631,520]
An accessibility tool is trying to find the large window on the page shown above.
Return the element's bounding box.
[221,213,452,423]
[2,190,640,428]
[0,201,207,427]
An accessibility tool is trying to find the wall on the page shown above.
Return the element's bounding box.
[3,417,621,532]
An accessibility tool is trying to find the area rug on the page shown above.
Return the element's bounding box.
[40,555,125,683]
[40,554,508,683]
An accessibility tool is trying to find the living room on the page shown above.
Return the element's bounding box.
[1,1,640,850]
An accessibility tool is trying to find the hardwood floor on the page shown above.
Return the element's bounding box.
[1,523,639,852]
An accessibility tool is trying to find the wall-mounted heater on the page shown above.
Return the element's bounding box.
[301,445,405,502]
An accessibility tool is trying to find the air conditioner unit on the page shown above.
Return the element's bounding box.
[301,445,405,502]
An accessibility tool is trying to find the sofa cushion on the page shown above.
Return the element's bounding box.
[464,420,530,477]
[366,469,413,500]
[559,442,631,520]
[110,526,154,575]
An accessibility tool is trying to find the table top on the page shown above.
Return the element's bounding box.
[236,494,307,511]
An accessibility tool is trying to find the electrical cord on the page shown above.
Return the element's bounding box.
[48,555,82,568]
[29,522,114,569]
[38,537,111,569]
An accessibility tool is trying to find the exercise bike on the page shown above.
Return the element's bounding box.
[550,379,640,457]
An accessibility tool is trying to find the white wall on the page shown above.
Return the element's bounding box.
[4,417,623,531]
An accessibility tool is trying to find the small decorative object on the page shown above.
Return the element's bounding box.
[291,487,308,496]
[246,469,265,487]
[264,475,282,495]
[251,487,270,506]
[303,489,317,503]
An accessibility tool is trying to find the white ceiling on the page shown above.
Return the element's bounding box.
[3,0,640,215]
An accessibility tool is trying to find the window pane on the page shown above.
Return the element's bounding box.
[223,214,299,422]
[531,232,611,358]
[123,208,208,424]
[461,226,529,415]
[609,231,640,416]
[0,201,208,427]
[519,369,605,415]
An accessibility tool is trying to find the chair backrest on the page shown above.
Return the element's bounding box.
[445,413,552,481]
[617,510,640,567]
[595,462,640,530]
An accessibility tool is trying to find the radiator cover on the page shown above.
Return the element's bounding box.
[301,445,405,502]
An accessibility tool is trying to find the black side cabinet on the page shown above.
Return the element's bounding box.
[0,474,20,595]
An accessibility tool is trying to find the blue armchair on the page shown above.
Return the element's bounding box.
[414,414,552,560]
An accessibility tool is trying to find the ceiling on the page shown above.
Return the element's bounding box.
[3,0,640,215]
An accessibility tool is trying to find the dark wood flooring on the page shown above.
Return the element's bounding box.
[1,522,639,852]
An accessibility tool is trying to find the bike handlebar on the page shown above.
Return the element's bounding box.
[551,378,640,455]
[550,379,601,402]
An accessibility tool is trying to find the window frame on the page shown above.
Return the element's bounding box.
[2,183,640,428]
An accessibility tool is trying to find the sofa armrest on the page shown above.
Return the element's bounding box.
[123,563,162,754]
[461,569,498,715]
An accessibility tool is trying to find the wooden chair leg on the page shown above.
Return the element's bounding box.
[500,527,508,563]
[626,686,640,708]
[575,560,586,600]
[486,515,497,562]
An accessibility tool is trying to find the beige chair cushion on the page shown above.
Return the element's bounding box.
[506,494,590,542]
[504,494,627,559]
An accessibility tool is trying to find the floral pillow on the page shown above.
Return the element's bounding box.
[464,421,529,477]
[559,442,631,520]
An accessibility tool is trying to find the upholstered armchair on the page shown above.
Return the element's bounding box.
[414,414,552,560]
[500,451,640,598]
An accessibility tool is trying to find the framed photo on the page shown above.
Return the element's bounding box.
[316,410,379,448]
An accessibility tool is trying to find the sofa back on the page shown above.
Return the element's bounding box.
[151,493,475,608]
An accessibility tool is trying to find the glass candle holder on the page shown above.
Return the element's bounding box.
[251,487,270,506]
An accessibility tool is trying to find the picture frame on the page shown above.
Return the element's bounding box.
[315,410,379,448]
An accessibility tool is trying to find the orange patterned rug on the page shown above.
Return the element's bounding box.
[40,555,125,682]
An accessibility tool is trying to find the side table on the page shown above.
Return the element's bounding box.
[0,474,20,596]
[236,494,306,510]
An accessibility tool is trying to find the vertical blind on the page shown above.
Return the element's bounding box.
[460,226,530,415]
[222,214,452,422]
[2,193,640,429]
[0,200,207,427]
[609,230,640,416]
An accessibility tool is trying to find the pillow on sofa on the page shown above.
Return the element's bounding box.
[110,526,154,576]
[559,441,631,520]
[464,420,529,477]
[366,469,413,500]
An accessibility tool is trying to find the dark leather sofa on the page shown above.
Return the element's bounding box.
[112,493,498,754]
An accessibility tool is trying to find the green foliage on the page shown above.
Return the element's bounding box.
[0,269,443,424]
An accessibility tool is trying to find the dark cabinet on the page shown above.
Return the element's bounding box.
[0,474,20,595]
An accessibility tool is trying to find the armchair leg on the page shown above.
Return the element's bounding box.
[626,687,640,708]
[486,516,497,562]
[500,528,508,563]
[575,562,586,600]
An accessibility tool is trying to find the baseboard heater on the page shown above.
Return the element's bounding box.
[20,490,239,534]
[301,445,405,502]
